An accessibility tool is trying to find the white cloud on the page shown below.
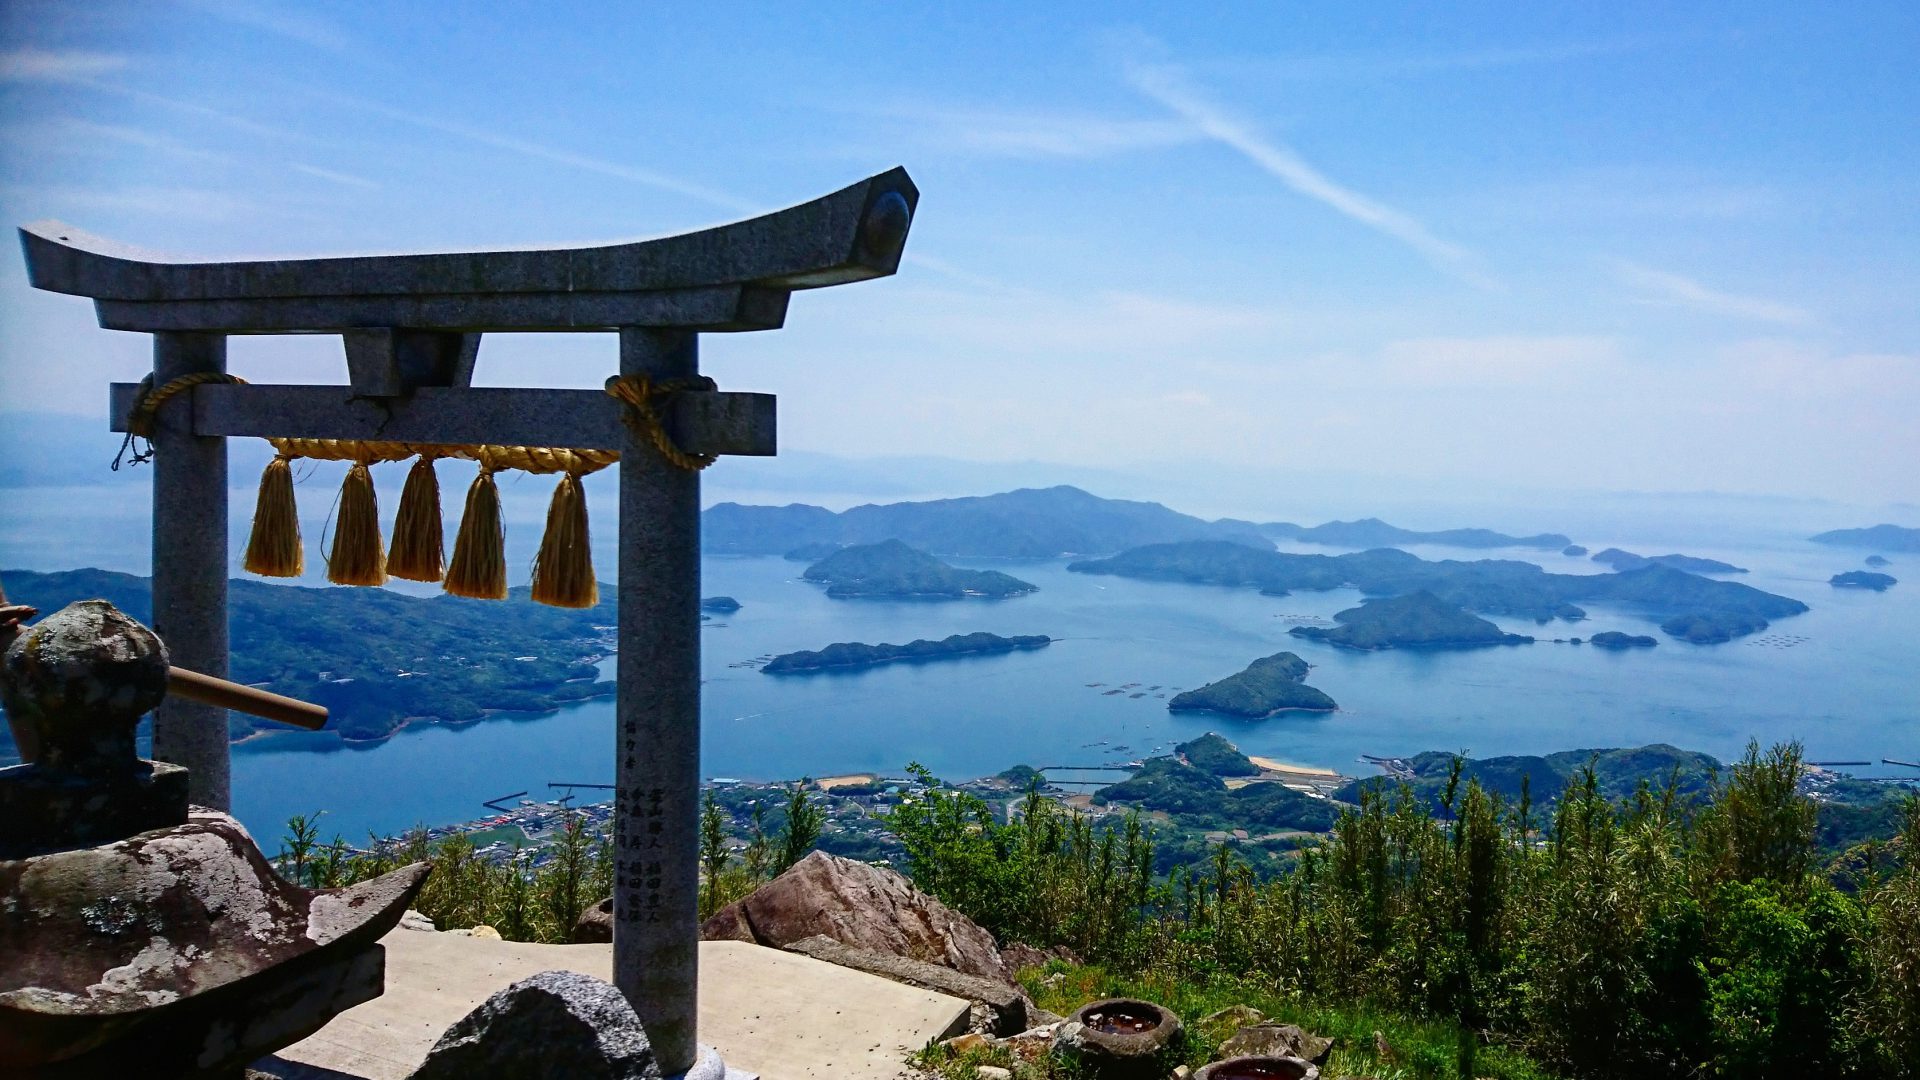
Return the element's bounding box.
[0,48,128,82]
[291,163,379,190]
[8,186,256,221]
[873,104,1199,158]
[1610,260,1811,325]
[187,0,350,51]
[310,91,758,214]
[1125,61,1494,288]
[1378,335,1618,386]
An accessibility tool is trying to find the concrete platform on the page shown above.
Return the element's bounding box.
[266,930,968,1080]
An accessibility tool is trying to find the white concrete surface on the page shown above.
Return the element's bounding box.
[272,930,967,1080]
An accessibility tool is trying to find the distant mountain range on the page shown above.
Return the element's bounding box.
[703,485,1269,558]
[1262,517,1572,550]
[1810,524,1920,553]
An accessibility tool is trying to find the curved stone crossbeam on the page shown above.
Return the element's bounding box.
[20,167,917,333]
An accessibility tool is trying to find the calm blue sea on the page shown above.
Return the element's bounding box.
[2,477,1914,843]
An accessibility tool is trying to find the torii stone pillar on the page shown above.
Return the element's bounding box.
[19,168,917,1074]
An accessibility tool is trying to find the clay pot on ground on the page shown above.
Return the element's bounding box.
[1194,1056,1321,1080]
[1050,997,1183,1077]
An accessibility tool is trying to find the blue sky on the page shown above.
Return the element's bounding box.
[1,1,1915,507]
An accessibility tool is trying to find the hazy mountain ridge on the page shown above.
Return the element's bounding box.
[702,484,1271,557]
[1810,524,1920,553]
[1263,516,1571,550]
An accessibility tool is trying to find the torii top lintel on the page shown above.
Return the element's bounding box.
[19,167,916,335]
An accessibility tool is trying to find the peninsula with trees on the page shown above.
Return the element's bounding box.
[800,539,1036,599]
[0,567,615,755]
[1166,651,1338,716]
[761,632,1051,674]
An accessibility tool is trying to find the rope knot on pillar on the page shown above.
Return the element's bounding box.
[605,374,719,471]
[113,372,248,470]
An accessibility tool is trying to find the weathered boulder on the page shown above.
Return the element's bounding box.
[1000,941,1081,973]
[1194,1004,1265,1043]
[573,896,614,943]
[1218,1022,1332,1066]
[408,970,659,1080]
[699,851,1010,982]
[784,934,1026,1035]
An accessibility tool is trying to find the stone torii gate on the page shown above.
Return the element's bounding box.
[18,167,916,1075]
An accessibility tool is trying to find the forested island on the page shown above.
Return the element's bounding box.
[0,568,614,754]
[1167,651,1337,716]
[1810,523,1920,552]
[1831,571,1898,591]
[1662,612,1769,644]
[1865,554,1891,567]
[1591,548,1747,574]
[1262,517,1572,550]
[1067,539,1806,641]
[801,539,1036,599]
[1589,630,1658,648]
[1290,590,1534,650]
[700,596,742,613]
[761,632,1051,674]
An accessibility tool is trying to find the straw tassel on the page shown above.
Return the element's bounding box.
[530,472,597,608]
[444,462,507,599]
[326,460,388,586]
[386,455,446,582]
[242,454,304,577]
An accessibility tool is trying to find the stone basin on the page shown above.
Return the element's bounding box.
[1053,997,1183,1078]
[1195,1055,1321,1080]
[0,809,428,1077]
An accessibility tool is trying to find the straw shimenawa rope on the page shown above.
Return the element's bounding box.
[226,374,716,605]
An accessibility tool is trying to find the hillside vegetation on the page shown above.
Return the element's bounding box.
[893,743,1920,1079]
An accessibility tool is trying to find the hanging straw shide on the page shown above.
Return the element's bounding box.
[444,457,507,600]
[242,453,304,577]
[530,471,597,608]
[326,458,388,586]
[387,454,446,582]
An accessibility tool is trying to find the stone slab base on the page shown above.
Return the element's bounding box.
[265,929,967,1080]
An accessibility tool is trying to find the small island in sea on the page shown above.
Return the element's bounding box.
[700,596,742,613]
[1562,544,1589,557]
[802,539,1037,599]
[1167,651,1338,717]
[1662,612,1769,644]
[1591,548,1747,574]
[1589,631,1658,649]
[1865,555,1891,567]
[1290,591,1533,650]
[761,631,1051,674]
[1810,524,1920,553]
[1831,571,1897,591]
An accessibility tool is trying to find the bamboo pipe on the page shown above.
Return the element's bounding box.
[0,578,328,752]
